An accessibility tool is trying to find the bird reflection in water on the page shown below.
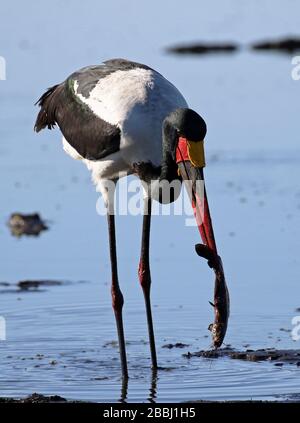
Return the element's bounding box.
[118,369,158,403]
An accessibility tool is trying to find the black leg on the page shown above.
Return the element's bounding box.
[148,368,158,403]
[138,197,157,369]
[119,376,128,403]
[107,211,128,379]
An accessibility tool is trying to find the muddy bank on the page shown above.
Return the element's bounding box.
[0,393,68,403]
[251,37,300,53]
[0,279,83,294]
[189,397,300,403]
[184,347,300,366]
[166,37,300,56]
[1,393,299,403]
[162,343,189,349]
[17,280,63,290]
[166,42,238,55]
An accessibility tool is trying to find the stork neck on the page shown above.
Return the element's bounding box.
[160,120,178,182]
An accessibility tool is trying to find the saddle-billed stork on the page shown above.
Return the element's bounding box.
[35,59,229,379]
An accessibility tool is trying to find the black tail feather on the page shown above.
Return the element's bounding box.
[34,84,62,132]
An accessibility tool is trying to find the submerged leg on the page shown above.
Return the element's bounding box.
[107,206,128,379]
[138,197,157,369]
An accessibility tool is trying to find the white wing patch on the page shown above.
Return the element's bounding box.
[68,66,188,172]
[73,68,154,126]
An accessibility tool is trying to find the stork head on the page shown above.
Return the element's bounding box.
[163,108,207,144]
[161,108,217,252]
[161,108,207,183]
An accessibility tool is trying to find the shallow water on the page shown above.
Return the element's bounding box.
[1,0,300,402]
[1,153,299,402]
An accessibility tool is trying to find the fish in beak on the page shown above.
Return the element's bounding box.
[176,136,230,348]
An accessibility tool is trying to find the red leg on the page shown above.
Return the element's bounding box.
[107,211,128,379]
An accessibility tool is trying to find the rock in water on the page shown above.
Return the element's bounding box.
[8,213,48,237]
